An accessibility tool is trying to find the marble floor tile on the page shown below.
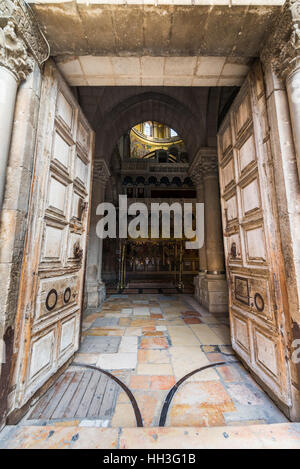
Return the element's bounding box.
[80,336,121,353]
[190,324,227,345]
[226,383,265,406]
[124,327,142,336]
[137,363,173,375]
[168,381,235,427]
[96,352,137,370]
[150,375,175,390]
[130,319,156,327]
[140,337,169,349]
[133,307,150,316]
[73,353,99,365]
[92,317,119,327]
[167,325,199,346]
[210,325,232,345]
[219,345,235,355]
[130,375,150,389]
[169,346,219,382]
[156,326,167,331]
[150,307,163,314]
[110,403,136,427]
[137,349,170,364]
[119,336,138,353]
[83,328,124,336]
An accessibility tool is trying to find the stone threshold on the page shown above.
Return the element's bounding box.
[1,423,300,449]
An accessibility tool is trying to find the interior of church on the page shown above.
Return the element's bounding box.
[81,86,237,301]
[102,120,198,293]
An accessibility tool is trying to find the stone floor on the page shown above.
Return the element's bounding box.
[21,293,288,429]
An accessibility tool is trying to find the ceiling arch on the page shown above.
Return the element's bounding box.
[92,90,207,162]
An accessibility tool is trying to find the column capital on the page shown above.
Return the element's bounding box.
[190,171,203,187]
[93,159,111,185]
[0,0,49,83]
[189,147,218,182]
[202,153,218,178]
[261,0,300,80]
[188,153,203,186]
[189,149,201,177]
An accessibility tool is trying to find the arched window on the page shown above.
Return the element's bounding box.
[170,128,178,137]
[144,122,151,137]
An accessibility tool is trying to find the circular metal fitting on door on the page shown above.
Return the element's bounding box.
[254,293,264,312]
[46,289,58,311]
[64,287,71,304]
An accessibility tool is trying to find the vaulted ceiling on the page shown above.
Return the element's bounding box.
[77,85,237,163]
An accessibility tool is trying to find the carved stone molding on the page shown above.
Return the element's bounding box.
[0,20,33,82]
[188,148,202,183]
[0,0,48,81]
[93,159,111,185]
[202,154,219,177]
[261,0,300,79]
[190,170,203,187]
[189,147,218,181]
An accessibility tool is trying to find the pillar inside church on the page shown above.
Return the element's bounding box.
[85,160,110,310]
[190,167,207,304]
[202,152,228,313]
[0,67,18,210]
[286,63,300,182]
[189,148,228,313]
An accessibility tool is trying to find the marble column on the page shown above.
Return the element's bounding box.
[283,1,300,182]
[202,150,228,313]
[86,159,110,310]
[189,151,207,304]
[0,20,36,211]
[190,148,228,312]
[202,153,225,275]
[261,1,300,181]
[286,59,300,181]
[0,68,18,210]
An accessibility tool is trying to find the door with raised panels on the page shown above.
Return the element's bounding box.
[13,62,94,407]
[217,61,291,407]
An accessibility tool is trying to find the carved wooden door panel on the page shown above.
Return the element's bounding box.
[13,62,94,407]
[217,62,291,406]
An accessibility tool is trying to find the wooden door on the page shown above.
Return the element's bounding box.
[13,62,94,407]
[217,62,291,406]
